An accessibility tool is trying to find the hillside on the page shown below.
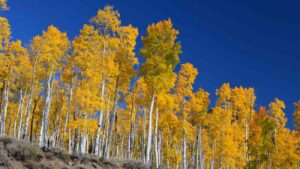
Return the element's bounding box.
[0,137,150,169]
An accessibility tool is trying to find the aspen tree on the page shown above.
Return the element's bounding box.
[30,26,70,147]
[89,6,121,157]
[0,17,11,135]
[6,41,31,139]
[293,101,300,132]
[140,19,181,165]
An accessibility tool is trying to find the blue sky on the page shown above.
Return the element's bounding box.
[3,0,300,128]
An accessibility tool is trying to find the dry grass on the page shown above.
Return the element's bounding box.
[0,137,155,169]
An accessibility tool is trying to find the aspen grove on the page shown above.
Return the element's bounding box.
[0,2,300,169]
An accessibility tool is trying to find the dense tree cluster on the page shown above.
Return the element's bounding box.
[0,3,300,169]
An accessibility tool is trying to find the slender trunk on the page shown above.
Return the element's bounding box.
[0,83,9,135]
[50,102,62,148]
[22,89,33,139]
[142,108,146,163]
[183,129,187,169]
[0,86,3,116]
[245,119,249,161]
[14,88,23,138]
[39,72,53,147]
[18,87,27,139]
[80,130,88,154]
[154,106,159,169]
[127,131,131,159]
[121,135,124,158]
[7,110,12,136]
[158,130,162,167]
[30,99,38,142]
[104,95,111,156]
[105,77,119,159]
[199,126,205,169]
[86,132,89,154]
[210,140,215,169]
[167,136,170,168]
[132,107,139,159]
[68,128,72,154]
[195,127,200,169]
[95,78,105,155]
[63,82,73,135]
[73,128,79,154]
[146,90,155,164]
[128,79,136,159]
[63,82,74,152]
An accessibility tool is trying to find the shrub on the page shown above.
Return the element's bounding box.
[123,160,150,169]
[3,138,43,161]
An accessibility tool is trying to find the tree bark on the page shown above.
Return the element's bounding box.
[105,77,119,159]
[183,129,187,169]
[63,82,74,151]
[210,139,215,169]
[158,130,162,167]
[14,87,23,138]
[18,87,27,139]
[22,89,33,139]
[199,126,205,169]
[80,130,88,154]
[154,106,159,169]
[95,77,105,156]
[104,95,111,156]
[39,72,53,147]
[0,83,9,135]
[142,108,146,163]
[194,127,200,169]
[146,91,155,165]
[29,98,39,142]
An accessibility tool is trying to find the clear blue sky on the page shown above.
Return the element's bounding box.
[3,0,300,129]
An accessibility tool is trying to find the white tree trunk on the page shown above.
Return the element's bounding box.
[14,88,23,138]
[127,131,131,159]
[80,131,88,154]
[105,78,119,159]
[63,82,74,151]
[142,108,146,163]
[17,88,27,139]
[210,140,215,169]
[22,89,33,139]
[154,106,159,169]
[245,119,249,162]
[146,91,155,165]
[199,126,205,169]
[131,108,139,159]
[39,72,53,147]
[0,83,9,135]
[104,95,111,156]
[158,130,162,167]
[95,78,105,156]
[68,128,72,154]
[24,52,39,139]
[194,127,200,169]
[183,129,187,169]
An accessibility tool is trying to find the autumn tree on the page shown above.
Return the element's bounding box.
[293,101,300,132]
[29,25,70,147]
[0,16,11,135]
[173,63,198,169]
[140,18,181,165]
